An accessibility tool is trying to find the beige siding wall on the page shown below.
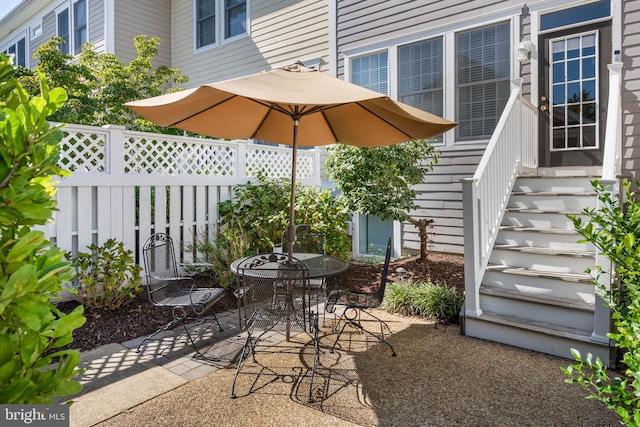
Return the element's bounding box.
[114,0,172,66]
[172,0,329,87]
[402,149,483,255]
[29,11,56,66]
[88,0,105,52]
[622,0,640,182]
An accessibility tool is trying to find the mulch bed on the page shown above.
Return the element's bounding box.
[57,252,464,352]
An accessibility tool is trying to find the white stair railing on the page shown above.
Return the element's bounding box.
[462,82,538,317]
[592,62,623,344]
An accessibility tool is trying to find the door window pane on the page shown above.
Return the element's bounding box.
[549,31,599,151]
[456,22,510,139]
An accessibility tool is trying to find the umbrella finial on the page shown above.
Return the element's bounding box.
[282,61,316,73]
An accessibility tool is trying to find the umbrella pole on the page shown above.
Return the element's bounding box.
[287,118,299,257]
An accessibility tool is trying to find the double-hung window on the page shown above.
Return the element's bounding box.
[456,22,510,139]
[73,0,87,55]
[196,0,216,49]
[3,37,26,68]
[398,37,444,118]
[225,0,247,40]
[351,51,389,94]
[57,8,70,55]
[56,0,86,56]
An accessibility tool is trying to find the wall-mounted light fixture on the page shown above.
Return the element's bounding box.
[517,40,532,62]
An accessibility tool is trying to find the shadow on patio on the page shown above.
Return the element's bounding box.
[95,311,620,427]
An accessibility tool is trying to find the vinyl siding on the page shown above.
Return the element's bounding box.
[29,10,56,66]
[402,149,484,255]
[89,0,105,52]
[114,0,171,66]
[172,0,329,87]
[622,0,640,182]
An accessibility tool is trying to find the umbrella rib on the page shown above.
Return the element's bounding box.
[167,94,238,127]
[354,101,413,140]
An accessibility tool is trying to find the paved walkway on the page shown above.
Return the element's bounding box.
[61,308,257,427]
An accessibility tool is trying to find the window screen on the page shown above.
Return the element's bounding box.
[351,51,389,95]
[225,0,246,39]
[399,37,444,117]
[197,0,216,48]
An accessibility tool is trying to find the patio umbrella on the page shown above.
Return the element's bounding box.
[125,62,456,255]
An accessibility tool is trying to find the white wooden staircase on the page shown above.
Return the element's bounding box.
[463,175,614,364]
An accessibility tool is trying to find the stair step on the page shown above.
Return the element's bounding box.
[486,264,592,283]
[511,191,596,197]
[505,207,584,215]
[479,285,593,311]
[493,244,595,258]
[476,311,595,343]
[499,225,580,234]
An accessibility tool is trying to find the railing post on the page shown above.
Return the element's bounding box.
[462,178,483,318]
[103,125,126,174]
[237,140,247,178]
[602,63,623,180]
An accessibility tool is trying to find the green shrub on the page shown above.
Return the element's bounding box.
[0,55,86,403]
[185,225,251,290]
[562,179,640,425]
[68,239,143,310]
[384,279,464,323]
[218,174,351,259]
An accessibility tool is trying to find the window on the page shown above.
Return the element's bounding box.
[398,37,444,117]
[541,0,610,32]
[197,0,216,48]
[351,51,388,95]
[225,0,246,39]
[3,37,26,68]
[456,22,510,139]
[73,0,87,55]
[57,8,70,55]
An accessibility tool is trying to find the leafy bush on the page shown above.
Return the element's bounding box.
[218,174,351,259]
[384,279,464,323]
[68,239,143,310]
[562,179,640,425]
[0,55,86,403]
[185,225,251,290]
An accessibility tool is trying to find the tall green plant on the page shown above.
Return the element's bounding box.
[562,179,640,425]
[218,175,351,259]
[0,55,86,403]
[17,35,188,132]
[326,140,439,260]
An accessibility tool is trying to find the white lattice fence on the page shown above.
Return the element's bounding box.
[43,124,321,265]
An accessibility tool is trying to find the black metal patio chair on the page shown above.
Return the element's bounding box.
[326,236,397,356]
[137,233,225,356]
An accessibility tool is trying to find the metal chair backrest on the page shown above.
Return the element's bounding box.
[236,253,310,332]
[282,225,326,255]
[143,233,179,282]
[373,237,393,303]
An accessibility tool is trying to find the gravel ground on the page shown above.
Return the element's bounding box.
[96,311,620,427]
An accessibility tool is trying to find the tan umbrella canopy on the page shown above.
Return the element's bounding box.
[125,63,456,255]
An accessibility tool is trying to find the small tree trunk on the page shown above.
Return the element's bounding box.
[408,217,434,261]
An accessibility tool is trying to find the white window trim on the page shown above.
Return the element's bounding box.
[193,0,219,54]
[222,0,250,45]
